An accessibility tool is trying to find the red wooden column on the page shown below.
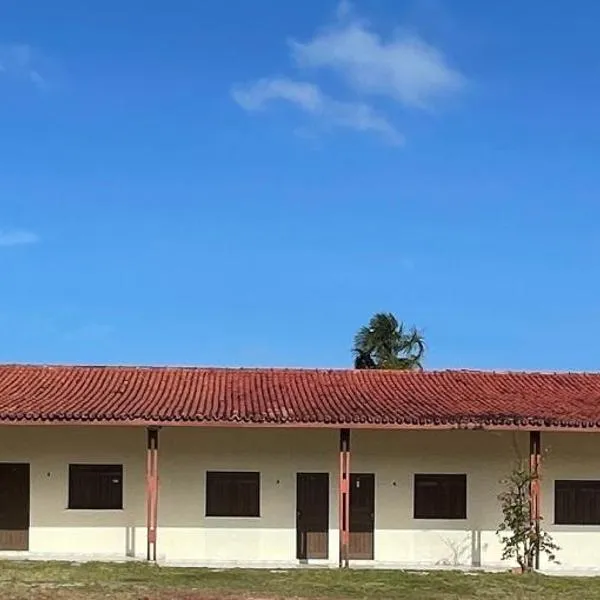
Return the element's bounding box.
[529,430,541,570]
[146,427,160,562]
[339,428,351,568]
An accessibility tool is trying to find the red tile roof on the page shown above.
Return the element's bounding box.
[0,365,600,430]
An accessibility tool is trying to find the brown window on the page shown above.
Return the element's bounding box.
[205,471,260,517]
[555,480,600,525]
[414,474,467,519]
[68,465,123,510]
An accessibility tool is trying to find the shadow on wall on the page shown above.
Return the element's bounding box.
[434,531,486,567]
[125,526,136,558]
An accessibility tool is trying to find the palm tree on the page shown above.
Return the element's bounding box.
[353,312,425,371]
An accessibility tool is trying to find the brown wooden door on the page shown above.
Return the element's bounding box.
[296,473,329,559]
[349,473,374,559]
[0,463,30,551]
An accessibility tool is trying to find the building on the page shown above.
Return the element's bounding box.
[0,364,599,571]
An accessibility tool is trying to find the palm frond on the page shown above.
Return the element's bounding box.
[353,326,375,354]
[352,312,426,370]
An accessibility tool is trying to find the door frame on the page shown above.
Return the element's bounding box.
[296,472,330,560]
[0,462,31,552]
[348,472,375,560]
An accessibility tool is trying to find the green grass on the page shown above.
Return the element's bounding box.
[0,561,599,599]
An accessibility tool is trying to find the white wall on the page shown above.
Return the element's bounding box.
[0,425,597,570]
[540,432,600,571]
[158,427,339,564]
[351,429,520,568]
[0,426,146,557]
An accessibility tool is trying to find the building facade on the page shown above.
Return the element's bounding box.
[1,425,600,570]
[0,365,600,571]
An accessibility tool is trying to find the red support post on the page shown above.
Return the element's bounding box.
[529,430,541,570]
[146,427,159,562]
[339,428,351,568]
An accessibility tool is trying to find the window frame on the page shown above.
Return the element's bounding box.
[205,471,261,518]
[68,464,124,511]
[413,473,467,520]
[555,480,600,525]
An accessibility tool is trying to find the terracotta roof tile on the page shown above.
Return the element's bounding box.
[0,365,600,429]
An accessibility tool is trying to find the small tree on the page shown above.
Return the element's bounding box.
[497,461,559,572]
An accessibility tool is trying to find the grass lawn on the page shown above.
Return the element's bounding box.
[0,561,600,599]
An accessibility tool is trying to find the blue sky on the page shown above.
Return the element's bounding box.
[1,0,599,371]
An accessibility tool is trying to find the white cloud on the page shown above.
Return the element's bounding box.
[0,44,46,88]
[233,79,322,113]
[0,229,40,247]
[290,7,464,108]
[232,78,403,144]
[232,2,464,143]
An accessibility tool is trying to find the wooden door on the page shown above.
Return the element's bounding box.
[0,463,30,551]
[296,473,329,559]
[349,473,374,559]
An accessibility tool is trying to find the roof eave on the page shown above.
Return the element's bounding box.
[0,418,598,432]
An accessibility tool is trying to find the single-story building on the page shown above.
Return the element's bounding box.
[0,364,599,571]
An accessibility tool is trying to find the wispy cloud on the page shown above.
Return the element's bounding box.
[289,7,464,109]
[232,2,464,144]
[0,44,47,88]
[0,229,40,247]
[232,78,403,145]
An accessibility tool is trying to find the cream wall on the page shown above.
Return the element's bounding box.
[0,425,598,570]
[0,426,147,557]
[350,429,520,568]
[158,427,340,564]
[540,432,600,571]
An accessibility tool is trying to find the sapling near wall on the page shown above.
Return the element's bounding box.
[497,461,559,572]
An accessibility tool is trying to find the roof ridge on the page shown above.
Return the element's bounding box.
[0,364,600,376]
